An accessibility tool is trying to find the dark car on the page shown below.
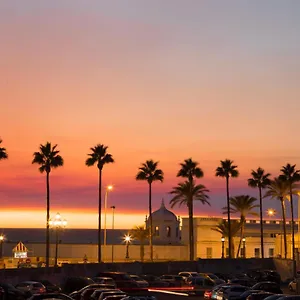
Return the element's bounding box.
[96,272,139,289]
[0,283,26,300]
[247,292,274,300]
[69,284,114,300]
[37,280,61,293]
[264,295,288,300]
[140,275,169,287]
[28,293,72,300]
[251,282,282,294]
[234,290,262,300]
[247,271,281,285]
[90,289,120,300]
[276,297,300,300]
[229,279,256,287]
[61,277,94,294]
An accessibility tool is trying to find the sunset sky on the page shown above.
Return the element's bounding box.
[1,1,300,229]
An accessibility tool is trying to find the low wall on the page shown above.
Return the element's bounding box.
[0,258,294,285]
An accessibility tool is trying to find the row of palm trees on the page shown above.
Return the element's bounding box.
[0,139,299,268]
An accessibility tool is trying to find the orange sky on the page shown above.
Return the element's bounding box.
[1,1,300,228]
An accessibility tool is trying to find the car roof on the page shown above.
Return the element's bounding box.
[20,281,40,284]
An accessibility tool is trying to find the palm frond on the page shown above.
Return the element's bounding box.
[135,160,164,184]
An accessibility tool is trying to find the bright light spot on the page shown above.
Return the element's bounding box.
[107,185,113,191]
[267,208,276,216]
[124,234,132,243]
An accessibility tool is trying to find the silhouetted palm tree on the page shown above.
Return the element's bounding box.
[279,163,300,274]
[264,177,296,259]
[86,144,114,263]
[0,139,8,161]
[248,167,271,258]
[170,180,210,260]
[131,225,149,262]
[212,220,241,258]
[32,142,64,267]
[177,158,204,182]
[223,195,258,257]
[136,160,164,261]
[215,159,239,258]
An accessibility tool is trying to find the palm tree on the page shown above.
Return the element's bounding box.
[223,195,258,257]
[32,142,64,267]
[247,167,271,258]
[215,159,239,258]
[0,139,8,160]
[170,180,210,260]
[177,158,204,182]
[131,225,149,262]
[279,163,300,275]
[86,144,114,263]
[264,177,295,259]
[136,160,164,261]
[212,220,241,258]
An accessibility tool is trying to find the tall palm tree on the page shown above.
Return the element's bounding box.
[212,220,241,258]
[0,139,8,160]
[215,159,239,258]
[136,160,164,261]
[223,195,258,257]
[247,167,271,258]
[86,144,114,263]
[177,158,204,182]
[170,180,210,260]
[131,225,149,262]
[32,142,64,267]
[279,163,300,275]
[264,177,295,259]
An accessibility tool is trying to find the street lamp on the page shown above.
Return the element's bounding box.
[221,237,225,259]
[124,234,132,259]
[49,213,67,267]
[242,238,246,258]
[111,205,116,263]
[104,185,113,261]
[0,235,5,259]
[267,208,276,217]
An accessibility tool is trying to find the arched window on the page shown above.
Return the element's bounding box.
[154,226,159,236]
[166,226,171,237]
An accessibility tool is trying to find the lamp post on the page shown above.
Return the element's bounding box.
[49,213,67,267]
[124,234,132,260]
[267,208,281,257]
[0,235,4,259]
[104,185,113,261]
[242,238,246,258]
[221,237,225,259]
[111,205,115,263]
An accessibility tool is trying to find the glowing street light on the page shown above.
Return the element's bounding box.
[49,213,67,267]
[104,185,113,261]
[267,208,276,217]
[111,205,116,263]
[242,238,246,258]
[221,237,225,259]
[124,234,132,259]
[0,235,5,259]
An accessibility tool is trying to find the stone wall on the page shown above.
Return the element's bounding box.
[0,258,294,285]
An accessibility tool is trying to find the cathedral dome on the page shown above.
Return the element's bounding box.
[151,200,177,222]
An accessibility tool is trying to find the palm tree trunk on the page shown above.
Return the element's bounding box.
[140,243,144,262]
[188,200,194,261]
[290,188,296,277]
[281,198,287,259]
[46,171,50,267]
[226,176,232,258]
[98,169,102,263]
[259,186,264,258]
[149,182,153,262]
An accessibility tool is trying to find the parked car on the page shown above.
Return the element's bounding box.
[160,275,185,287]
[178,272,200,281]
[37,280,61,293]
[217,285,249,300]
[247,271,281,285]
[15,281,46,296]
[233,290,262,300]
[96,272,139,288]
[247,292,274,300]
[139,275,169,287]
[0,283,26,300]
[187,277,215,289]
[93,277,116,288]
[90,289,120,300]
[28,293,72,300]
[276,297,300,300]
[264,295,288,300]
[69,284,113,300]
[204,273,226,285]
[104,296,127,300]
[61,277,94,294]
[98,290,126,300]
[229,279,256,287]
[129,275,149,288]
[251,282,282,294]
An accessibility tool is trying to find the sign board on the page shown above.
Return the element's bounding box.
[13,242,28,258]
